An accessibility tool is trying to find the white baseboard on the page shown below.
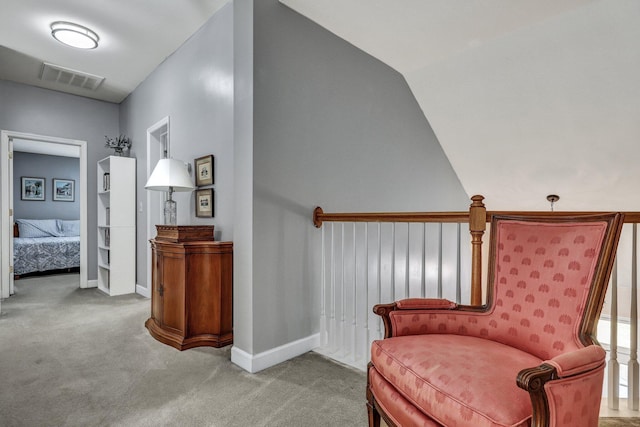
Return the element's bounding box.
[87,279,98,288]
[231,333,320,373]
[136,284,150,298]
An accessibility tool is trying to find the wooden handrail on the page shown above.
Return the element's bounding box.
[313,195,640,307]
[312,207,470,227]
[314,208,640,227]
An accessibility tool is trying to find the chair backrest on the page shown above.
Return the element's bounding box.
[483,213,623,360]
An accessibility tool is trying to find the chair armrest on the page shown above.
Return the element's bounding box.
[396,298,457,310]
[545,345,606,377]
[372,298,461,339]
[517,345,606,427]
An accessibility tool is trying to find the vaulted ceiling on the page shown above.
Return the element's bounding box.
[281,0,640,211]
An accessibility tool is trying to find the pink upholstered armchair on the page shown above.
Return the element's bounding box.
[367,213,624,427]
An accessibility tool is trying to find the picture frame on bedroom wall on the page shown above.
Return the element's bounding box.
[21,177,45,201]
[53,178,75,202]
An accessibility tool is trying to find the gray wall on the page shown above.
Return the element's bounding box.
[233,0,255,354]
[13,152,79,220]
[119,2,234,291]
[0,80,120,279]
[249,1,469,354]
[2,1,470,367]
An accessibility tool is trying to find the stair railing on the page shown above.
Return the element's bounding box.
[313,195,640,411]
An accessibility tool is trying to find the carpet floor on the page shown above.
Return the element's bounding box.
[600,419,640,427]
[1,273,639,426]
[0,274,366,426]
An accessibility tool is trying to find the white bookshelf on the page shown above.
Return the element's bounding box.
[97,156,136,296]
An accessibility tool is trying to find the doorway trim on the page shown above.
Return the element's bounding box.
[141,116,170,298]
[1,130,88,302]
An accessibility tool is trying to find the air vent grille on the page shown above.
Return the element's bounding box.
[40,62,104,91]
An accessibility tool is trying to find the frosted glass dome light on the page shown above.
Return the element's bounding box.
[51,21,99,49]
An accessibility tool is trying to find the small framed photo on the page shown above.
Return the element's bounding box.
[194,155,214,186]
[53,178,75,202]
[21,177,45,201]
[195,188,214,218]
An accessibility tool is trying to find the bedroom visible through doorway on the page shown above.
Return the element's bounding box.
[0,131,88,312]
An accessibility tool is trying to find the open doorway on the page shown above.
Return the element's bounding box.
[1,131,88,309]
[142,117,170,298]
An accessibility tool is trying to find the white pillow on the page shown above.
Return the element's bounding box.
[58,220,80,237]
[15,219,61,238]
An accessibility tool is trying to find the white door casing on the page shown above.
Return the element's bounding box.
[142,116,170,298]
[0,130,88,306]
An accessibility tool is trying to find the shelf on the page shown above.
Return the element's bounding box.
[97,156,135,296]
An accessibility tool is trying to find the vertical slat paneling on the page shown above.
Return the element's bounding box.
[408,223,425,298]
[320,224,327,346]
[441,223,460,302]
[424,223,442,299]
[379,224,394,305]
[317,220,469,370]
[458,224,472,306]
[340,223,354,357]
[315,212,640,409]
[356,223,370,364]
[629,224,639,410]
[329,224,342,352]
[393,223,408,300]
[456,223,462,304]
[608,258,620,410]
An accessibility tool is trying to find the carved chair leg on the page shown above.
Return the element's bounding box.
[367,366,381,427]
[367,401,381,427]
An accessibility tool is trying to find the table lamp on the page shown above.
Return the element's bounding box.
[145,158,194,225]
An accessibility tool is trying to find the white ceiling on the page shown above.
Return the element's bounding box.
[2,1,639,211]
[0,0,229,103]
[281,0,640,211]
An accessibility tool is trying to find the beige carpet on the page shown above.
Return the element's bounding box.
[0,274,366,426]
[2,273,639,426]
[600,419,640,427]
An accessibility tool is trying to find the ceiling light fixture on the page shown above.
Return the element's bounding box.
[50,21,99,49]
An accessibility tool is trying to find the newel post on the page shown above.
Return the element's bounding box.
[313,207,324,228]
[469,195,486,306]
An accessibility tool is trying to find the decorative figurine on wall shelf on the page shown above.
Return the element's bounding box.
[105,134,131,157]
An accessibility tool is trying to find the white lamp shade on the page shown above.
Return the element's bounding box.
[145,159,194,192]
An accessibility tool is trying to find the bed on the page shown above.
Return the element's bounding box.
[13,219,80,278]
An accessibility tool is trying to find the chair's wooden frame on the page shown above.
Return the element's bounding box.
[365,211,624,427]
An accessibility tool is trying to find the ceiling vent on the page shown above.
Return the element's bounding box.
[40,62,104,91]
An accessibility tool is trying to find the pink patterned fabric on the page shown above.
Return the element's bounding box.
[388,220,608,360]
[369,218,615,426]
[371,334,540,427]
[369,368,443,427]
[545,345,605,377]
[544,363,605,427]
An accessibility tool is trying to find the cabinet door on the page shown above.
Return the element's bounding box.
[160,252,186,334]
[151,248,163,324]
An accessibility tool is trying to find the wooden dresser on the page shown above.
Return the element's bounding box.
[145,225,233,350]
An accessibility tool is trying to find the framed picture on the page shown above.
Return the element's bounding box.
[53,178,75,202]
[21,177,45,201]
[194,155,214,186]
[195,188,214,217]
